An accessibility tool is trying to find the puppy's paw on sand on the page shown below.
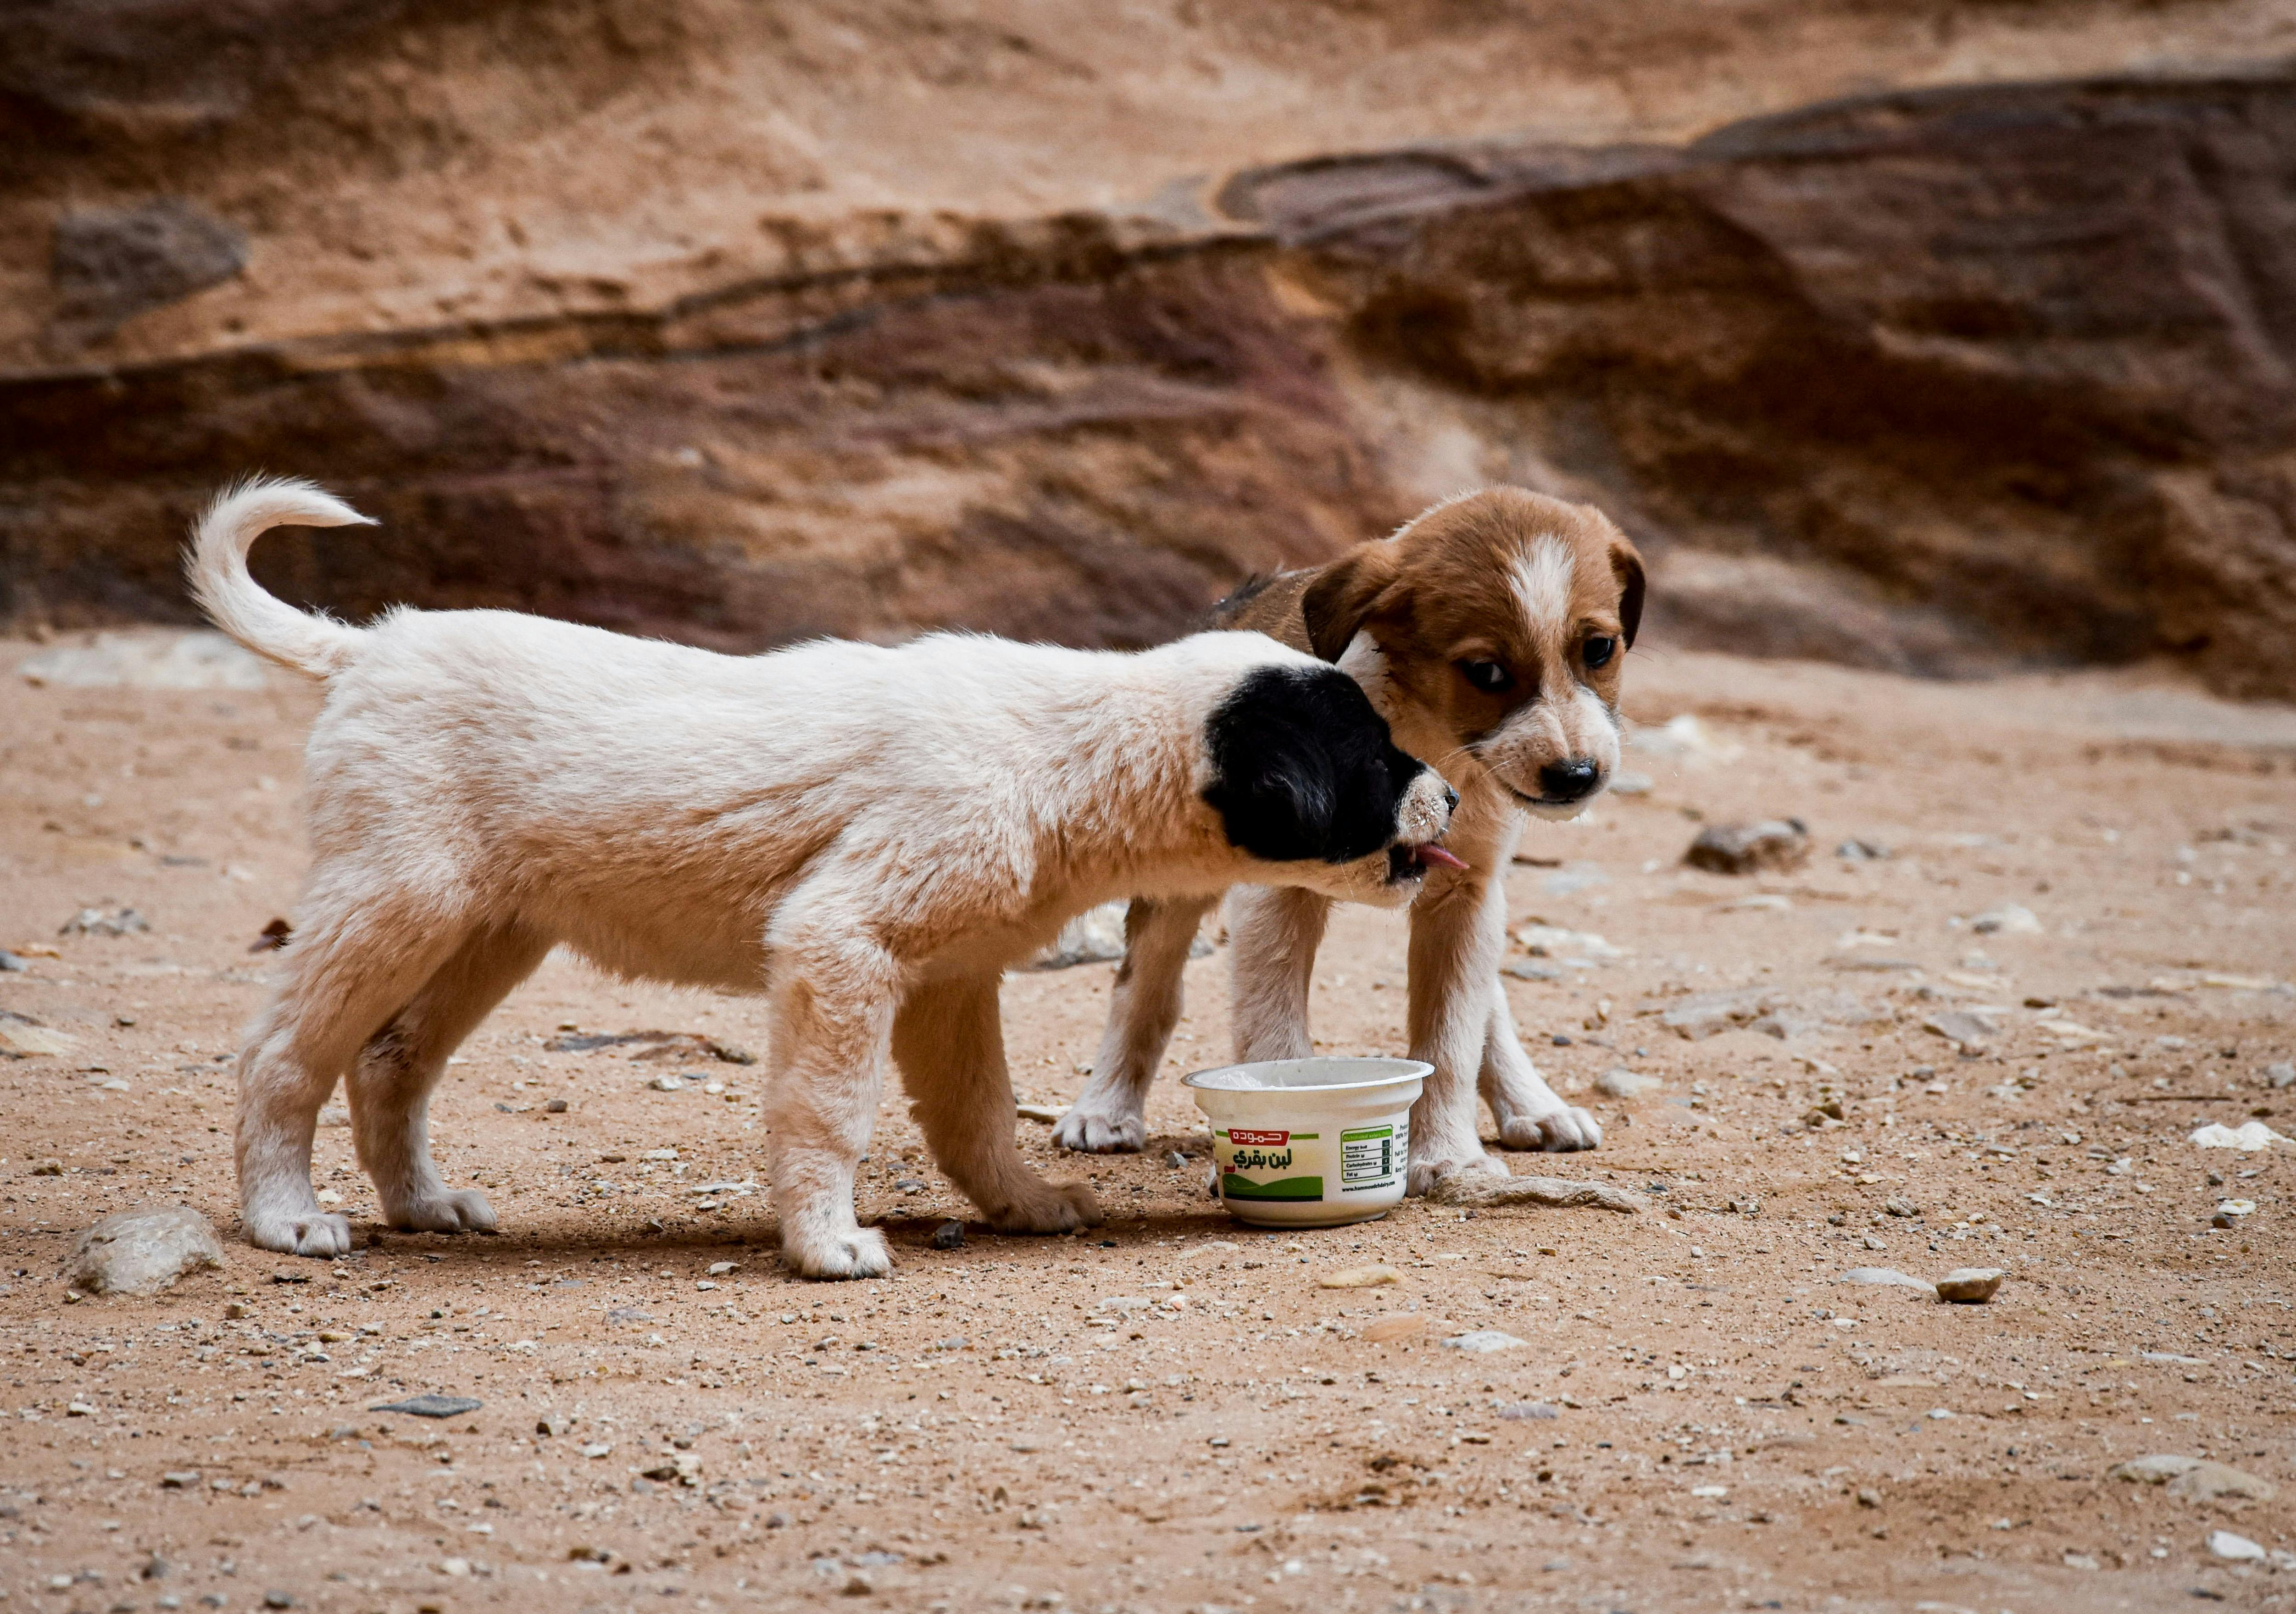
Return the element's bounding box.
[789,1226,891,1281]
[1052,1106,1145,1154]
[1499,1106,1603,1152]
[387,1187,498,1235]
[1407,1151,1508,1198]
[989,1179,1104,1234]
[244,1207,353,1258]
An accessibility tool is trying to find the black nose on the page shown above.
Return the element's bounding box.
[1539,758,1602,801]
[1442,785,1460,815]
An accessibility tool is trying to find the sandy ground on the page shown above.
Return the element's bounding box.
[2,630,2293,1614]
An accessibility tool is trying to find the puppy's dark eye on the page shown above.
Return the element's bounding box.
[1458,660,1512,693]
[1582,636,1618,669]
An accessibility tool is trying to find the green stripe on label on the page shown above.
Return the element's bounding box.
[1222,1173,1325,1202]
[1340,1126,1393,1142]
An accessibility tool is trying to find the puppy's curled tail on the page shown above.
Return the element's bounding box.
[185,476,375,679]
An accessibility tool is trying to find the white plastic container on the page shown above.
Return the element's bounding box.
[1181,1057,1428,1228]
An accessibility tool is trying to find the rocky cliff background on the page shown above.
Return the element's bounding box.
[6,0,2296,696]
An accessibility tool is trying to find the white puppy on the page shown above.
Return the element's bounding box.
[190,478,1457,1278]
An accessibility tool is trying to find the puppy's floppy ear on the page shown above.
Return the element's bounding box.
[1300,546,1402,663]
[1610,536,1646,649]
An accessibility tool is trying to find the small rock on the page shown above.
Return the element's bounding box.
[1935,1268,2004,1303]
[264,1592,294,1609]
[369,1395,481,1419]
[648,1073,685,1093]
[1840,1267,1936,1295]
[545,1098,567,1114]
[1921,1010,1999,1047]
[20,629,265,691]
[1861,1233,1885,1250]
[1684,818,1808,876]
[0,1015,76,1058]
[1362,1314,1430,1344]
[1596,1067,1660,1099]
[1883,1196,1918,1218]
[1318,1265,1401,1289]
[68,1207,225,1297]
[2209,1530,2267,1562]
[60,906,150,938]
[2211,1199,2256,1229]
[1835,838,1889,860]
[1164,1151,1190,1169]
[2170,1462,2277,1502]
[2190,1120,2290,1150]
[1969,904,2042,935]
[2113,1453,2202,1485]
[930,1220,966,1250]
[1514,923,1626,960]
[2267,1061,2296,1089]
[1442,1330,1526,1353]
[0,950,26,972]
[706,1261,739,1276]
[1496,1401,1559,1420]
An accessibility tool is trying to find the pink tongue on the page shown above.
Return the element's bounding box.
[1416,844,1468,872]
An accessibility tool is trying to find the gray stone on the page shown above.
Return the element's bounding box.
[370,1394,481,1419]
[0,950,26,972]
[2209,1530,2266,1562]
[2169,1461,2277,1502]
[1935,1267,2004,1303]
[930,1220,965,1250]
[2267,1061,2295,1089]
[1595,1066,1661,1099]
[1840,1267,1936,1295]
[1883,1196,1918,1218]
[60,906,149,937]
[21,631,266,692]
[1970,904,2042,935]
[1921,1010,1999,1047]
[2112,1453,2202,1484]
[52,199,248,336]
[1440,1330,1527,1353]
[1684,818,1809,876]
[68,1207,224,1297]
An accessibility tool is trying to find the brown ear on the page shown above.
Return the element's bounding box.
[1300,547,1402,662]
[1610,537,1646,649]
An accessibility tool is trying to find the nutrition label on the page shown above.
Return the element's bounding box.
[1340,1122,1403,1189]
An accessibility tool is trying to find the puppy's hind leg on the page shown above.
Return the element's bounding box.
[236,885,467,1258]
[1054,896,1214,1154]
[1227,885,1331,1063]
[900,973,1102,1235]
[349,922,553,1234]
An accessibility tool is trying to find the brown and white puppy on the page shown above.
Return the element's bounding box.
[1054,487,1643,1189]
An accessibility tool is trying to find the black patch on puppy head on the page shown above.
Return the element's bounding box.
[1203,664,1428,864]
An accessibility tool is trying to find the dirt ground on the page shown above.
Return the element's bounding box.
[2,630,2293,1614]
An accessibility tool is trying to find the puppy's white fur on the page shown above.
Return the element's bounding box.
[192,477,1451,1278]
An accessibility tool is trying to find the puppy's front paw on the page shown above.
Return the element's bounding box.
[788,1226,891,1280]
[1051,1105,1146,1154]
[1406,1150,1507,1198]
[245,1208,353,1258]
[989,1179,1104,1235]
[387,1187,499,1235]
[1498,1105,1603,1152]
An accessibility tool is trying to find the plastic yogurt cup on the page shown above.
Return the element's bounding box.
[1181,1057,1429,1227]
